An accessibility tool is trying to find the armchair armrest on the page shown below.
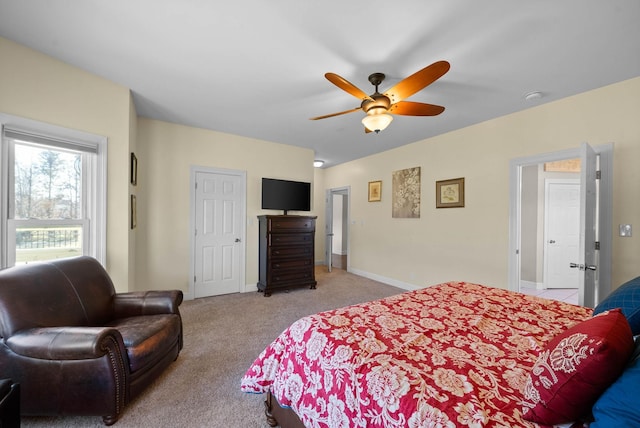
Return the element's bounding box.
[5,326,124,360]
[113,290,183,318]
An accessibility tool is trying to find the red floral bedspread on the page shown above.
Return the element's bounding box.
[241,282,593,427]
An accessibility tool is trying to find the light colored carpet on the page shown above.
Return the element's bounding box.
[22,267,402,427]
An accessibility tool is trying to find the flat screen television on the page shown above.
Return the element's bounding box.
[261,178,311,215]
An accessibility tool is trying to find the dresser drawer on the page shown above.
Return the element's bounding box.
[270,258,313,271]
[269,268,314,286]
[269,245,313,259]
[268,217,315,232]
[269,233,312,246]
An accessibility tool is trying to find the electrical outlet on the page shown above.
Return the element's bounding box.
[619,224,632,237]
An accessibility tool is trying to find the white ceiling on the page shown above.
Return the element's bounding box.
[1,1,639,168]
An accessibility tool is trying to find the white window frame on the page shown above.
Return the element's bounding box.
[0,113,107,268]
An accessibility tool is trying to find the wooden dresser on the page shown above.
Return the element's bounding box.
[257,215,317,296]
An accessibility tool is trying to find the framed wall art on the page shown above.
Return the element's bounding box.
[368,180,382,202]
[392,167,421,218]
[436,177,465,208]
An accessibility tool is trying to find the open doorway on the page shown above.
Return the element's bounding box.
[325,187,350,272]
[519,162,581,304]
[508,143,613,308]
[331,193,348,269]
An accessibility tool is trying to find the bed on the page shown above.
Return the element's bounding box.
[241,280,638,427]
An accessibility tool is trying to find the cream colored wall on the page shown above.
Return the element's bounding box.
[135,119,317,293]
[0,37,133,291]
[3,35,638,295]
[313,167,326,264]
[323,77,640,291]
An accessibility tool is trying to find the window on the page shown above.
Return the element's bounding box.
[1,114,106,268]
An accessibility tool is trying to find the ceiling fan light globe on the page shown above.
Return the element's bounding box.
[362,113,393,133]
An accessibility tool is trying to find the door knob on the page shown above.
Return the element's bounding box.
[569,263,597,271]
[235,238,241,242]
[549,240,556,244]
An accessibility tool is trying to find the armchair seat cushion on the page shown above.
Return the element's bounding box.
[109,314,182,373]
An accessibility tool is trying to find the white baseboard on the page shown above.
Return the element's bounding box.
[520,280,544,290]
[241,266,422,294]
[348,267,420,291]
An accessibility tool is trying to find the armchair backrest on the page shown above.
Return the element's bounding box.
[0,256,116,339]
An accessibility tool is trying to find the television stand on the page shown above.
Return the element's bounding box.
[257,215,317,296]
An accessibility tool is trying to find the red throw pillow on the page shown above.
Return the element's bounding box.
[521,309,634,425]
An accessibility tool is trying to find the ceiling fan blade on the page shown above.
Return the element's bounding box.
[309,107,362,120]
[325,73,373,101]
[384,61,450,103]
[389,101,445,116]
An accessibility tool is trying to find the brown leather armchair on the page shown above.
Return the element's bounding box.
[0,256,183,425]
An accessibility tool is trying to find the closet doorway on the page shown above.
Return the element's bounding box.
[189,166,246,299]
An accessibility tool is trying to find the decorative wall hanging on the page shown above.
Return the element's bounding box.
[368,180,382,202]
[392,167,421,218]
[436,177,465,208]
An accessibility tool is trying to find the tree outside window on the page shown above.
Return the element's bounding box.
[13,143,83,263]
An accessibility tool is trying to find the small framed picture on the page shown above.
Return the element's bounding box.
[436,177,465,208]
[130,152,138,186]
[368,180,382,202]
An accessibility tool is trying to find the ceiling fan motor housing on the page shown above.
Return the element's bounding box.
[361,94,391,115]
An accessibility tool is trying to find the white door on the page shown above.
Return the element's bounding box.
[543,180,580,289]
[193,169,245,297]
[575,143,598,307]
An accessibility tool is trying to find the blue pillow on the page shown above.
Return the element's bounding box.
[594,276,640,335]
[590,338,640,427]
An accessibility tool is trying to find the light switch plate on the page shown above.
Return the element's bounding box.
[619,224,632,237]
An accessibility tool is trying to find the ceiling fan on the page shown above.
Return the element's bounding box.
[310,61,450,133]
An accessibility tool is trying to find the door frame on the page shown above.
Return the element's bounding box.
[508,143,613,306]
[325,186,350,272]
[188,165,246,300]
